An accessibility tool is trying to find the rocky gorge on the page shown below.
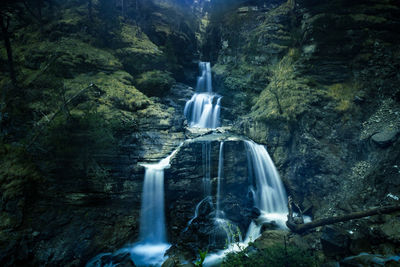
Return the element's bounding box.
[1,0,400,266]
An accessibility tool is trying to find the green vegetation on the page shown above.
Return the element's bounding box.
[195,249,208,267]
[0,0,193,192]
[327,82,360,112]
[135,70,176,97]
[251,49,322,121]
[222,243,318,267]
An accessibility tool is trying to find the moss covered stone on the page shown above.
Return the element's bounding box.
[135,70,176,97]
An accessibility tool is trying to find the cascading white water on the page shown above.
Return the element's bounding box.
[203,140,289,266]
[216,142,224,219]
[213,141,241,247]
[138,168,167,243]
[202,142,212,196]
[245,140,288,214]
[183,141,214,232]
[183,196,212,232]
[128,148,180,267]
[184,62,222,129]
[196,62,212,93]
[86,148,180,267]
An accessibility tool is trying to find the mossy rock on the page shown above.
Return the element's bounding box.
[64,71,150,113]
[115,24,165,74]
[21,38,122,78]
[135,70,175,97]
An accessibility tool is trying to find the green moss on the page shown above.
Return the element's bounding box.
[116,24,164,74]
[250,50,322,121]
[135,70,175,97]
[118,24,161,55]
[40,109,115,177]
[222,243,318,267]
[327,82,360,112]
[64,70,150,113]
[18,37,122,78]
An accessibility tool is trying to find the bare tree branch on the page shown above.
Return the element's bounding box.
[286,197,400,233]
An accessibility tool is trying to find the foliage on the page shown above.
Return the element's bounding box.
[194,249,208,267]
[327,82,360,112]
[222,243,318,267]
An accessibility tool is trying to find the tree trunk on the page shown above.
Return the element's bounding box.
[287,202,400,233]
[0,15,17,88]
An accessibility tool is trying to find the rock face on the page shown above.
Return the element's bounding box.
[1,0,400,265]
[0,0,201,264]
[164,133,254,255]
[203,0,400,261]
[0,83,191,267]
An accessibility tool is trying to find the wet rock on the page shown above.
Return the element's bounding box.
[162,257,176,267]
[253,230,289,250]
[260,221,280,232]
[353,96,365,104]
[371,129,399,148]
[341,253,400,267]
[321,226,350,258]
[250,207,261,219]
[111,252,136,267]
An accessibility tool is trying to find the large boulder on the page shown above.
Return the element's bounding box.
[371,129,399,148]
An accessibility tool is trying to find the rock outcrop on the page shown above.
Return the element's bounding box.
[204,0,400,261]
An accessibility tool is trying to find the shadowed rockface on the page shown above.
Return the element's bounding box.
[1,0,400,266]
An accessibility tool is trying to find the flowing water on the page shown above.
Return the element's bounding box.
[202,141,212,196]
[129,148,181,266]
[87,59,291,266]
[184,62,221,129]
[216,142,224,219]
[245,140,288,214]
[203,140,289,266]
[86,148,180,267]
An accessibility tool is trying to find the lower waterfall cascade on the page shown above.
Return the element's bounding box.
[202,140,289,267]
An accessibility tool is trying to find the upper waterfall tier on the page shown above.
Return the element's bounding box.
[184,62,222,129]
[196,62,212,93]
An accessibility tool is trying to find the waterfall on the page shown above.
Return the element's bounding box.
[184,62,222,129]
[137,167,167,243]
[196,62,212,92]
[203,140,288,267]
[128,148,180,267]
[215,141,240,246]
[85,148,180,267]
[202,142,212,196]
[216,142,224,219]
[245,140,288,214]
[183,196,212,232]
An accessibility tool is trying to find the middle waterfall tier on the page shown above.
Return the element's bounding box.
[184,62,222,129]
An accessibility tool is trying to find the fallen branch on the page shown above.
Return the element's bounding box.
[286,197,400,233]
